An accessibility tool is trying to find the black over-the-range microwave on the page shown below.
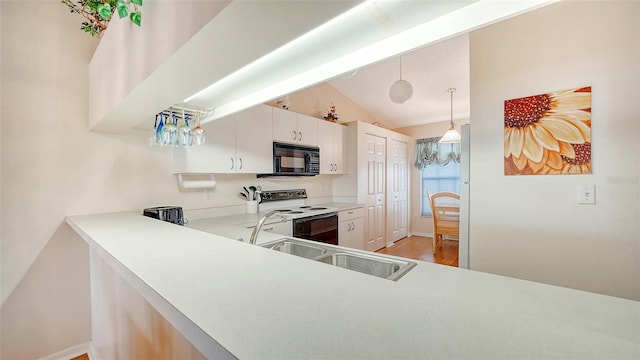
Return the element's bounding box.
[258,142,320,177]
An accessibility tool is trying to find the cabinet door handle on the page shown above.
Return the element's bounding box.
[230,157,234,170]
[292,130,297,141]
[351,222,355,231]
[347,223,352,231]
[239,157,243,170]
[263,226,274,232]
[298,131,302,142]
[334,163,337,172]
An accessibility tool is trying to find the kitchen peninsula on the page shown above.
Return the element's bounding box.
[66,212,639,359]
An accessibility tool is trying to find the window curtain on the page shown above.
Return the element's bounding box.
[413,137,461,170]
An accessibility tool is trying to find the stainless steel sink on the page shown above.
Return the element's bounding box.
[260,238,416,281]
[262,240,327,259]
[317,252,402,279]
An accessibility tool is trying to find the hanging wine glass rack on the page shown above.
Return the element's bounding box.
[151,106,213,147]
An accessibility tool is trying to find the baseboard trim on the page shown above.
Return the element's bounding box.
[409,231,432,238]
[38,342,91,360]
[88,342,102,360]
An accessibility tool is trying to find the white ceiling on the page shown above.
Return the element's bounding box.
[326,33,470,129]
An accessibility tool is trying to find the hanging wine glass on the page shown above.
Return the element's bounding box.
[155,113,165,146]
[149,114,159,146]
[169,114,179,147]
[179,109,193,147]
[162,110,179,147]
[192,112,206,145]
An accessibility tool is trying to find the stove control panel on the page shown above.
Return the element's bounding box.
[260,189,307,202]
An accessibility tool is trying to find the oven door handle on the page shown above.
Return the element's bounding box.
[295,212,337,222]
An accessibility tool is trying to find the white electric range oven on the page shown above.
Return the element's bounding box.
[259,189,338,245]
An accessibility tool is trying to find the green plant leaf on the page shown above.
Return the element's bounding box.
[130,11,141,26]
[131,0,143,6]
[116,0,128,18]
[97,3,112,20]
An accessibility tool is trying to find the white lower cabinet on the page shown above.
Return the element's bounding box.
[338,207,364,250]
[173,104,272,174]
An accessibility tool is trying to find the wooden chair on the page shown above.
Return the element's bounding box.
[427,191,460,253]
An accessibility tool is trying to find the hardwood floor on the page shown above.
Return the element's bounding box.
[376,235,459,267]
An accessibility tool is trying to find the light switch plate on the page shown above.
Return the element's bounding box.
[577,184,595,204]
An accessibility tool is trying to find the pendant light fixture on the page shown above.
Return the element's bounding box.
[439,88,461,143]
[389,56,413,104]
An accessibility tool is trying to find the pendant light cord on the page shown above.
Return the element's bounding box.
[448,88,456,127]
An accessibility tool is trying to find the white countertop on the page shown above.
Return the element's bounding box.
[185,202,365,243]
[186,211,287,244]
[66,212,640,359]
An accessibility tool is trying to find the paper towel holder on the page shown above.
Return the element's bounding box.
[177,173,216,190]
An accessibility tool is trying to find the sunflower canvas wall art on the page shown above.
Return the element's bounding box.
[504,86,592,175]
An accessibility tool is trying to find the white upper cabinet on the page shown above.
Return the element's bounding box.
[173,105,272,174]
[317,120,345,174]
[295,114,319,146]
[173,116,235,174]
[272,107,318,146]
[272,107,297,143]
[235,105,274,173]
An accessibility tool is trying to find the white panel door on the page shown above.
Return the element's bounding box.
[389,139,408,242]
[365,133,386,251]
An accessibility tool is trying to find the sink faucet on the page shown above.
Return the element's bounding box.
[249,210,279,245]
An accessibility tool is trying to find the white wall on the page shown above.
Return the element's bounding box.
[469,1,640,300]
[0,3,334,359]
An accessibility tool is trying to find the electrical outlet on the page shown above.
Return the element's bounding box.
[577,184,595,204]
[204,189,213,200]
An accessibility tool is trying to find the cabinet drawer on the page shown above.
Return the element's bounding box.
[263,220,292,237]
[339,207,364,221]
